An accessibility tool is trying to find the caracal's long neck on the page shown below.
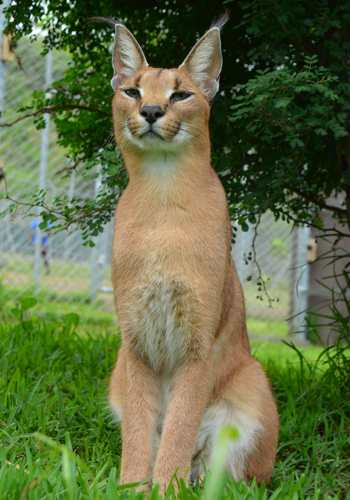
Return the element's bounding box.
[120,134,212,208]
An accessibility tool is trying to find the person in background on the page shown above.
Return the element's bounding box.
[31,219,50,275]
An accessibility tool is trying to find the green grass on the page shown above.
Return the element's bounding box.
[1,300,349,499]
[0,283,115,331]
[247,318,288,339]
[251,341,323,366]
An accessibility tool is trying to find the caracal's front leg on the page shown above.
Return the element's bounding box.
[153,360,213,491]
[118,348,160,486]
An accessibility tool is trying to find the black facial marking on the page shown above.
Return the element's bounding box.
[156,69,163,78]
[174,77,182,90]
[134,74,142,87]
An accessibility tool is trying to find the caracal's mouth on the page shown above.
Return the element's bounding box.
[125,120,186,150]
[139,128,165,141]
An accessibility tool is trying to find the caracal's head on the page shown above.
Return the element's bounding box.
[111,18,226,155]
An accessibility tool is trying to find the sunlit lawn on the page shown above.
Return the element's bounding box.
[0,291,349,498]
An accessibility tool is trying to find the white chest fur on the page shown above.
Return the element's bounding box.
[126,274,196,373]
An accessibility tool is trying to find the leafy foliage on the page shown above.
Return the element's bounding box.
[3,0,350,238]
[227,56,347,224]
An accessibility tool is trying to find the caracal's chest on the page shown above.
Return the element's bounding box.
[112,207,201,373]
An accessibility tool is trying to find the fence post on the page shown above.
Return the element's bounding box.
[0,0,11,116]
[232,223,254,281]
[63,169,76,260]
[0,0,12,255]
[33,51,53,291]
[290,225,310,343]
[90,167,105,301]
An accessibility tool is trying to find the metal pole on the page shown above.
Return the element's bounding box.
[0,0,10,117]
[33,51,53,290]
[63,169,76,259]
[291,225,311,343]
[99,219,114,294]
[0,0,11,255]
[232,223,254,282]
[90,167,104,301]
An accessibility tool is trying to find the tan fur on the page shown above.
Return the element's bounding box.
[108,22,279,492]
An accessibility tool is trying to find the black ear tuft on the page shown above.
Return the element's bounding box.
[210,10,230,31]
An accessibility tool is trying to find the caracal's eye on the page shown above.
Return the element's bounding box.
[122,88,141,99]
[170,91,193,103]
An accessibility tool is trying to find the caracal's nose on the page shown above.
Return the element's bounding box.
[140,105,165,124]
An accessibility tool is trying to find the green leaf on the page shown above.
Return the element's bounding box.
[274,97,292,108]
[19,297,37,311]
[62,313,80,331]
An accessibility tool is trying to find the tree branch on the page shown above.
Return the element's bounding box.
[0,104,109,128]
[291,188,347,217]
[250,216,276,307]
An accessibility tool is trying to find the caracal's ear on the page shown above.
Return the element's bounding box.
[179,14,228,100]
[111,24,148,90]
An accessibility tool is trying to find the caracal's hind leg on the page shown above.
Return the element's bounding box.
[192,358,279,483]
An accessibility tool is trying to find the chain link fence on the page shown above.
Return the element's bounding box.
[233,217,293,322]
[0,38,113,306]
[0,36,295,334]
